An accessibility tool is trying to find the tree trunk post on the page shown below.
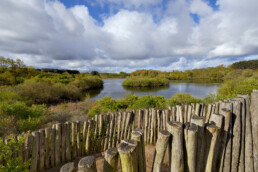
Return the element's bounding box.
[78,156,97,172]
[118,140,139,172]
[39,129,45,171]
[152,130,171,172]
[65,122,71,162]
[30,131,39,172]
[103,148,119,172]
[60,162,76,172]
[251,90,258,171]
[167,121,184,172]
[132,128,146,172]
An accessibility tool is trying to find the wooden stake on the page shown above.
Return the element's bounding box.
[60,162,76,172]
[152,130,171,172]
[103,148,119,172]
[65,122,71,162]
[251,90,258,171]
[118,140,138,172]
[167,121,184,172]
[78,156,97,172]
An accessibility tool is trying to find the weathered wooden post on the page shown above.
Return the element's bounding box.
[205,104,212,123]
[82,121,88,155]
[39,129,45,171]
[176,105,183,123]
[191,115,205,172]
[30,131,39,172]
[55,123,62,166]
[187,105,193,123]
[184,124,198,172]
[238,94,255,172]
[152,130,170,172]
[65,122,71,162]
[167,121,184,172]
[138,109,144,128]
[61,123,66,162]
[117,112,122,145]
[103,148,119,172]
[144,109,149,143]
[229,99,242,172]
[76,121,82,156]
[195,103,201,116]
[60,162,76,172]
[45,127,51,168]
[118,140,139,172]
[71,121,77,159]
[204,124,220,172]
[78,156,97,172]
[132,128,146,172]
[108,114,115,149]
[251,90,258,171]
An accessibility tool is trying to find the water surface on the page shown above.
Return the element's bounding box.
[87,79,221,100]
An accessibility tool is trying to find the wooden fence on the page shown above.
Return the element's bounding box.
[1,90,258,172]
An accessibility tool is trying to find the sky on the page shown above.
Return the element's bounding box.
[0,0,258,72]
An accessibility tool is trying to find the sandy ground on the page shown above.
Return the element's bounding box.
[47,145,170,172]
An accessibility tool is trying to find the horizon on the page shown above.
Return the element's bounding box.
[0,0,258,72]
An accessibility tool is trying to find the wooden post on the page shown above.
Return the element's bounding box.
[184,105,188,123]
[152,109,157,143]
[187,105,193,123]
[86,120,93,154]
[71,122,77,159]
[238,94,255,172]
[148,109,152,144]
[191,115,205,172]
[138,110,143,128]
[55,123,62,166]
[229,99,242,172]
[50,126,56,167]
[251,90,258,171]
[82,121,88,156]
[152,130,170,172]
[121,112,127,140]
[65,122,71,162]
[61,123,66,162]
[167,121,184,172]
[24,133,33,163]
[30,131,39,172]
[132,128,146,172]
[204,124,220,172]
[60,162,76,172]
[164,109,170,129]
[76,121,81,156]
[184,124,198,172]
[205,104,212,123]
[118,140,138,172]
[157,110,161,135]
[195,103,201,116]
[112,113,118,148]
[108,114,115,149]
[176,105,183,123]
[45,127,51,168]
[39,129,45,171]
[144,109,149,143]
[172,106,176,121]
[78,156,97,172]
[103,148,119,172]
[117,112,122,145]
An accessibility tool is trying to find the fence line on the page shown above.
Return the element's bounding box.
[2,90,258,172]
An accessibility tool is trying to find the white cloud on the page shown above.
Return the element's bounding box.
[0,0,257,72]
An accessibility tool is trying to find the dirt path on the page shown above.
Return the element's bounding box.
[47,145,170,172]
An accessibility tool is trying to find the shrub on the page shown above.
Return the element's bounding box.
[17,117,43,133]
[168,93,202,106]
[122,77,169,87]
[71,76,103,91]
[0,116,17,137]
[0,136,30,172]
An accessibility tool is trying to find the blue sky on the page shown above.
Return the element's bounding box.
[0,0,257,72]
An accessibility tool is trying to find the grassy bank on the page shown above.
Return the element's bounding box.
[122,77,169,87]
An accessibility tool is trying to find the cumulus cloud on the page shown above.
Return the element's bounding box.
[0,0,257,72]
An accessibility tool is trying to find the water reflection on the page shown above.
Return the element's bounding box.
[88,78,221,100]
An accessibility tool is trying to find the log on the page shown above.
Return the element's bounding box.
[61,123,66,162]
[78,156,97,172]
[191,115,205,172]
[30,131,39,172]
[65,122,71,162]
[251,90,258,171]
[117,112,122,145]
[118,140,138,172]
[144,109,149,143]
[76,121,81,156]
[132,128,146,172]
[152,130,171,172]
[167,121,184,172]
[55,123,62,166]
[103,148,119,172]
[71,122,77,159]
[60,162,76,172]
[39,129,45,171]
[238,94,255,172]
[204,124,220,172]
[229,99,242,172]
[82,121,88,155]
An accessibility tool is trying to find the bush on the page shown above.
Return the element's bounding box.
[71,76,103,91]
[168,93,202,106]
[122,77,169,87]
[0,136,30,172]
[0,101,46,119]
[0,116,17,137]
[17,117,43,133]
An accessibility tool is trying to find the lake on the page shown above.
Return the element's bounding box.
[87,79,221,100]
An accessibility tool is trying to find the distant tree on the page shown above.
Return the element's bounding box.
[232,60,258,70]
[91,71,99,76]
